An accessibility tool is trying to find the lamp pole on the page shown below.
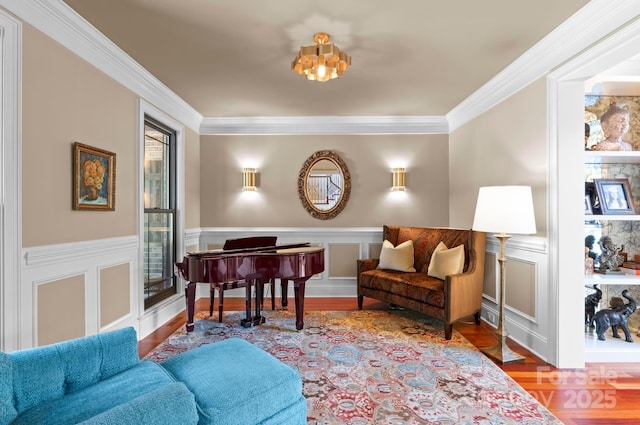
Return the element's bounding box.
[480,233,525,364]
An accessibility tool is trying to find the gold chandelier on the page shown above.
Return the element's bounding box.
[291,32,351,82]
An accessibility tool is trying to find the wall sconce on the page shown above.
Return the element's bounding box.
[392,168,406,191]
[242,168,256,191]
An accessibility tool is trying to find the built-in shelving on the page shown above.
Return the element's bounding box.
[584,329,640,362]
[585,214,640,221]
[584,149,640,362]
[585,273,640,285]
[585,151,640,164]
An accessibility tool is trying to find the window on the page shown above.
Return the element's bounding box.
[143,117,177,309]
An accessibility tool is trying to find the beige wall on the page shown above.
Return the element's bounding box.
[448,77,548,235]
[22,24,138,247]
[505,259,536,318]
[99,263,130,328]
[37,275,85,346]
[17,22,199,346]
[328,244,359,278]
[184,127,201,228]
[200,134,451,227]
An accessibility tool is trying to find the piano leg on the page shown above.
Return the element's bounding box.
[281,279,289,310]
[293,280,306,331]
[244,281,252,321]
[240,279,265,328]
[185,281,196,333]
[255,280,265,323]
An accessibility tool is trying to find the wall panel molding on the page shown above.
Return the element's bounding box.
[20,236,140,348]
[24,235,138,267]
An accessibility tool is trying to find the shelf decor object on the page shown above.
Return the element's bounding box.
[594,178,636,215]
[472,186,537,363]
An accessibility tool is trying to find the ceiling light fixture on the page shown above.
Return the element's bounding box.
[291,32,351,82]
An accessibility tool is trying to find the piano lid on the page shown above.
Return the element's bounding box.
[223,236,277,251]
[186,241,311,258]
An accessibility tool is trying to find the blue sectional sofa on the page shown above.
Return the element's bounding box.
[0,327,306,425]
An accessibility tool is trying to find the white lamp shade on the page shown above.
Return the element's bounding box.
[472,186,537,235]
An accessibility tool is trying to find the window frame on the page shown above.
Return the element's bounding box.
[137,100,185,318]
[143,117,178,308]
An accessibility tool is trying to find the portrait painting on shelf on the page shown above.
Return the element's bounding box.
[72,142,116,211]
[594,178,635,215]
[585,95,639,151]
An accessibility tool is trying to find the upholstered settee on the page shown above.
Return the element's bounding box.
[357,225,486,340]
[1,327,306,425]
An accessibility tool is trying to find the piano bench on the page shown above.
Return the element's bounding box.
[161,337,306,425]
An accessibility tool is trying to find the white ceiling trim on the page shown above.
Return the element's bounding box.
[2,0,640,136]
[199,115,448,135]
[447,0,640,132]
[0,0,203,133]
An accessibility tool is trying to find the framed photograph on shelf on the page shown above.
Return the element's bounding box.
[594,178,635,215]
[584,194,593,215]
[72,142,116,211]
[585,181,601,214]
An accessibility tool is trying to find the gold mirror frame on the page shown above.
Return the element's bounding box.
[297,150,351,220]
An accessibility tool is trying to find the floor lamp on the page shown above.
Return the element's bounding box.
[472,186,537,364]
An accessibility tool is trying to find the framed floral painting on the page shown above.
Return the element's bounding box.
[72,142,116,211]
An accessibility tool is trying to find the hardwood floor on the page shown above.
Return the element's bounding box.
[139,297,640,424]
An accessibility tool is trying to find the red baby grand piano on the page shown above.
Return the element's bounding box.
[174,237,325,332]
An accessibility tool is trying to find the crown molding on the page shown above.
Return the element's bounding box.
[0,0,203,133]
[447,0,640,132]
[3,0,639,136]
[200,115,449,135]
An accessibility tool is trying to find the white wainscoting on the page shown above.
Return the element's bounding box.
[16,228,383,347]
[20,235,140,348]
[17,228,549,355]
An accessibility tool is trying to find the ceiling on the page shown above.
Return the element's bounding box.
[63,0,590,119]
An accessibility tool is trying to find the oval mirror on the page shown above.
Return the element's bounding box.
[297,150,351,220]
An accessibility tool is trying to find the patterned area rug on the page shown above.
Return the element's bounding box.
[145,309,561,424]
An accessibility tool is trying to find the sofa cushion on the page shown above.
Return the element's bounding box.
[427,243,465,280]
[9,327,140,414]
[359,269,445,308]
[377,239,416,272]
[0,351,17,425]
[12,361,182,425]
[75,383,198,425]
[161,338,306,425]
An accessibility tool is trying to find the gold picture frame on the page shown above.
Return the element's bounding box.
[72,142,116,211]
